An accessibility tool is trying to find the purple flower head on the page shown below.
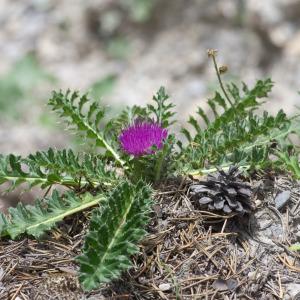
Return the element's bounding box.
[119,121,168,157]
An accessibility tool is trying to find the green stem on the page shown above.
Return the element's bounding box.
[84,121,125,167]
[25,195,105,234]
[154,141,171,183]
[1,175,113,188]
[187,163,251,177]
[154,153,164,183]
[210,52,234,106]
[131,159,144,182]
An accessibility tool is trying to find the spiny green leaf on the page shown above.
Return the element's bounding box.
[48,90,124,166]
[181,128,192,142]
[213,91,227,109]
[227,83,241,103]
[0,213,8,236]
[1,191,105,239]
[148,86,175,128]
[290,243,300,251]
[180,79,297,174]
[197,107,210,126]
[276,152,300,178]
[207,98,218,118]
[77,180,152,291]
[188,116,201,133]
[248,78,273,98]
[183,79,274,143]
[0,149,117,192]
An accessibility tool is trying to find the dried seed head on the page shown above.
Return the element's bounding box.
[219,65,228,74]
[207,49,218,57]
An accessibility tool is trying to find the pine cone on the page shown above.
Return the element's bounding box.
[190,166,253,215]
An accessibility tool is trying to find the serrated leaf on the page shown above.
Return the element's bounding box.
[197,107,210,126]
[77,181,152,291]
[188,116,201,133]
[289,243,300,251]
[0,149,117,192]
[147,86,175,128]
[181,128,192,142]
[1,190,105,239]
[276,152,300,178]
[0,213,8,236]
[48,90,124,166]
[180,78,298,173]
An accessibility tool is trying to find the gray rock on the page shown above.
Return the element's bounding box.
[284,283,300,298]
[198,196,213,204]
[212,278,238,291]
[159,283,171,292]
[212,279,228,291]
[274,190,291,210]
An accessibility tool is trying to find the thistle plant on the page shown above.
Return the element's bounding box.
[1,50,300,291]
[119,120,170,182]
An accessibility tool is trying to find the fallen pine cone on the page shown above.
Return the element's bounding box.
[190,166,253,215]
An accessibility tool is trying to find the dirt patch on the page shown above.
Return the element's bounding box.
[0,173,300,299]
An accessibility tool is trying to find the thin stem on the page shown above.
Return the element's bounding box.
[154,140,171,183]
[187,163,251,176]
[154,153,164,183]
[209,50,234,106]
[131,158,144,182]
[1,175,113,188]
[84,121,125,167]
[24,195,105,235]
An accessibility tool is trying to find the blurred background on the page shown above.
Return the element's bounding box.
[1,0,300,156]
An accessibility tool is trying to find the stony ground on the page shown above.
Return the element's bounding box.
[0,172,300,299]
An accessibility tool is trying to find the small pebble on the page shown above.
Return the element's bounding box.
[212,279,228,291]
[212,278,238,291]
[248,271,256,280]
[274,190,291,210]
[227,278,238,290]
[159,283,171,291]
[255,199,262,207]
[285,283,300,298]
[0,267,3,286]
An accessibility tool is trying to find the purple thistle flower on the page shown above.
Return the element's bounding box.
[119,121,168,157]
